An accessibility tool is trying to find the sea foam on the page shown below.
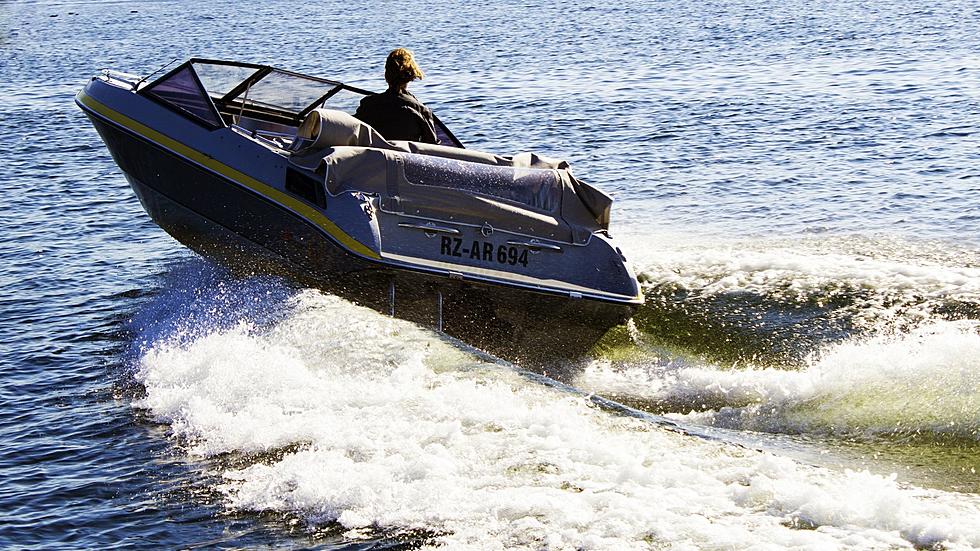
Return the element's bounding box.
[576,320,980,441]
[135,289,980,549]
[629,234,980,328]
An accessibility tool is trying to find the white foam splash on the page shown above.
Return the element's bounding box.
[136,289,980,549]
[647,248,978,302]
[576,321,980,441]
[626,234,980,315]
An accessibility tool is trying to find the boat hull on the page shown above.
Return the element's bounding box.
[86,111,635,363]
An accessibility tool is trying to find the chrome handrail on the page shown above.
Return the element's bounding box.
[398,223,461,235]
[506,240,562,252]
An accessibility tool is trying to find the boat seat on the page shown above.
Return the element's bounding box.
[294,108,393,150]
[294,109,564,170]
[293,107,575,167]
[294,109,508,165]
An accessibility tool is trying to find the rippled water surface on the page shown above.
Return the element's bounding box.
[2,0,979,549]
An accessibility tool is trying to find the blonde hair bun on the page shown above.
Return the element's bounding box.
[385,48,424,88]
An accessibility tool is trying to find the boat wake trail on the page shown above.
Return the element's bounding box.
[582,234,980,434]
[572,234,980,492]
[618,234,980,367]
[577,321,980,442]
[128,261,980,549]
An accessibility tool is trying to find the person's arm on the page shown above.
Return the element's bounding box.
[353,96,373,124]
[419,107,438,144]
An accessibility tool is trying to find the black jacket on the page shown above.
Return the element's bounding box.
[354,88,438,143]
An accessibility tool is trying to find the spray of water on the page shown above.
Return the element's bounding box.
[577,321,980,441]
[618,233,980,366]
[133,283,980,549]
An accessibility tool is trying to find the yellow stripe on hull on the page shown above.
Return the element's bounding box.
[76,90,380,260]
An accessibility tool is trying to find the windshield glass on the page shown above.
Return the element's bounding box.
[232,70,335,112]
[318,88,363,114]
[142,64,223,127]
[193,62,260,97]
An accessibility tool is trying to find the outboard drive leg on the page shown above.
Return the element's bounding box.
[388,279,395,316]
[436,290,443,332]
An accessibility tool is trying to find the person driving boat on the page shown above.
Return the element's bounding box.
[354,48,438,143]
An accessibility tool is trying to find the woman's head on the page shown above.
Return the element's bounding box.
[385,48,424,90]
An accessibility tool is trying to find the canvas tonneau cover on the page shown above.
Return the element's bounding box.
[289,109,612,244]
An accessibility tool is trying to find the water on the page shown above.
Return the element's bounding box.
[2,0,979,548]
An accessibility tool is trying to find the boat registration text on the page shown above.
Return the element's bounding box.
[440,236,529,267]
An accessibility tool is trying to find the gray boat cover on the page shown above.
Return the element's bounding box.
[290,109,612,244]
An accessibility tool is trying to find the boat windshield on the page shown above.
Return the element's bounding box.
[141,59,462,146]
[193,63,260,97]
[232,69,334,112]
[190,60,349,117]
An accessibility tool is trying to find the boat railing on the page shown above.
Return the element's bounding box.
[230,124,292,150]
[99,69,142,90]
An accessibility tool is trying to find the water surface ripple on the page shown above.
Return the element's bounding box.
[2,0,978,549]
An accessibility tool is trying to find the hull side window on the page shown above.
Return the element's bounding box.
[285,168,326,208]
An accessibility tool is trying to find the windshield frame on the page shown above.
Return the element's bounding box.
[139,58,463,147]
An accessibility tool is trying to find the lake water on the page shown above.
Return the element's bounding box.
[2,0,979,549]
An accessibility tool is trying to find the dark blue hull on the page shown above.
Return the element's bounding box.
[86,112,635,363]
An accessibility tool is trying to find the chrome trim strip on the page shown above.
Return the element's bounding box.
[506,240,562,252]
[381,251,641,304]
[397,222,461,235]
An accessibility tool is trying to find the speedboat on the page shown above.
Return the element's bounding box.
[76,58,642,362]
